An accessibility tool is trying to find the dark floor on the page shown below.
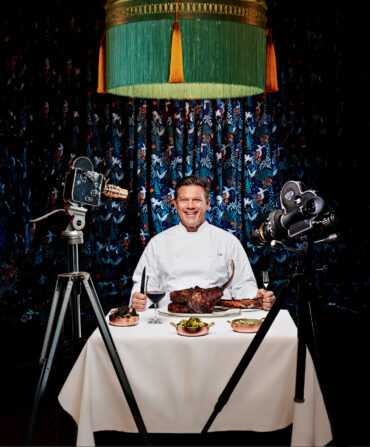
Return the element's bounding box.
[0,306,369,446]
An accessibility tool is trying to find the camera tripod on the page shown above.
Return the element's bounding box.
[26,205,150,446]
[202,238,339,444]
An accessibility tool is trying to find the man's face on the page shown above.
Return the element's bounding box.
[174,185,211,232]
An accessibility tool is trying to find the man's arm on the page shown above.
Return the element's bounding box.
[130,241,161,312]
[227,238,258,299]
[255,288,275,310]
[224,238,276,311]
[131,291,147,312]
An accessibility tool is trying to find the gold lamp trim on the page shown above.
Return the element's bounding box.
[106,0,267,29]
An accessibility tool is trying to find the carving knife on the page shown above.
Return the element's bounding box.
[140,267,146,294]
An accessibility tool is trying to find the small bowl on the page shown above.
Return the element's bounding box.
[171,322,214,337]
[227,318,264,333]
[109,309,139,327]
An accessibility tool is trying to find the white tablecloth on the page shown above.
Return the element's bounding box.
[58,309,332,446]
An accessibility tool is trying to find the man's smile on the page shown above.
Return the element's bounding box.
[174,185,211,232]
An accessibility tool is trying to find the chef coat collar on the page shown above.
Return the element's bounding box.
[178,220,209,233]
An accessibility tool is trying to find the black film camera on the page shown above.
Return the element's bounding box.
[63,156,128,206]
[250,180,337,248]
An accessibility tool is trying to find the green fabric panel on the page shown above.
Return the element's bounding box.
[106,19,266,99]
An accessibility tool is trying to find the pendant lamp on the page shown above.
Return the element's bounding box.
[102,0,270,99]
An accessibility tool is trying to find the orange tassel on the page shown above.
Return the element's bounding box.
[97,36,107,94]
[265,28,278,93]
[168,21,185,83]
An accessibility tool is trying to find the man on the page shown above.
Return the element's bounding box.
[130,175,276,311]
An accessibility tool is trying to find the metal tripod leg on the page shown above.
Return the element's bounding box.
[67,236,82,341]
[27,272,150,446]
[202,278,292,434]
[27,274,74,445]
[81,273,150,445]
[294,274,308,403]
[39,276,64,365]
[300,293,340,444]
[306,291,323,374]
[294,274,323,403]
[70,282,82,341]
[294,336,307,402]
[202,274,339,444]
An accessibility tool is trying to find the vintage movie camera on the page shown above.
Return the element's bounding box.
[63,156,128,207]
[250,180,337,248]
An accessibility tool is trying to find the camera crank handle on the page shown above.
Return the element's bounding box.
[270,240,301,253]
[313,233,340,244]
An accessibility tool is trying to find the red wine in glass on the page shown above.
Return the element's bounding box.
[146,291,165,324]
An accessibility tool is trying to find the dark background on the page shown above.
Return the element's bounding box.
[0,0,369,445]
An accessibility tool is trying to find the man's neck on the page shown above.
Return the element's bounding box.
[179,220,208,232]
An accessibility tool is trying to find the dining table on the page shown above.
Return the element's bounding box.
[58,307,332,446]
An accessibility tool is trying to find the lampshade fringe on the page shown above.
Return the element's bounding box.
[97,36,107,94]
[168,21,185,84]
[265,28,278,93]
[105,13,267,98]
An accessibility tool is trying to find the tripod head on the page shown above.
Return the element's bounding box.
[30,202,88,246]
[269,231,339,281]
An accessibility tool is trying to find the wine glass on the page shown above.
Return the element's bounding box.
[262,271,269,290]
[146,291,165,324]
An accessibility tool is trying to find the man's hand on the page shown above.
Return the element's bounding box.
[256,288,276,311]
[131,292,147,312]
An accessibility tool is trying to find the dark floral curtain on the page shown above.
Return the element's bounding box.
[1,1,366,326]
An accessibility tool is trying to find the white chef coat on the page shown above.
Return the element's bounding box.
[129,220,258,309]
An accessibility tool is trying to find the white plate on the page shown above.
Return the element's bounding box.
[158,306,241,318]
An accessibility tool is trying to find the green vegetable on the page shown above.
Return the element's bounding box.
[177,316,205,328]
[235,319,259,325]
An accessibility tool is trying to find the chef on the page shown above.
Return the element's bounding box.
[130,175,276,312]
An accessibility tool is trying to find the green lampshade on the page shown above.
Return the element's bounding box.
[105,0,268,99]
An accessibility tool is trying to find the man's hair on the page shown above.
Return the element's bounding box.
[175,175,210,201]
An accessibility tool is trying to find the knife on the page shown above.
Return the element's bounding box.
[140,267,146,294]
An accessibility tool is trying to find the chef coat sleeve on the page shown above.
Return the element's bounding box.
[228,237,258,299]
[129,239,162,305]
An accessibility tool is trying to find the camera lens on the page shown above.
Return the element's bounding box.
[303,197,324,216]
[250,227,268,248]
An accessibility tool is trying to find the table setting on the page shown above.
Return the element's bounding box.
[58,305,332,446]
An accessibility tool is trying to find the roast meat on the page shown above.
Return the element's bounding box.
[168,303,194,313]
[169,260,235,313]
[220,298,263,309]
